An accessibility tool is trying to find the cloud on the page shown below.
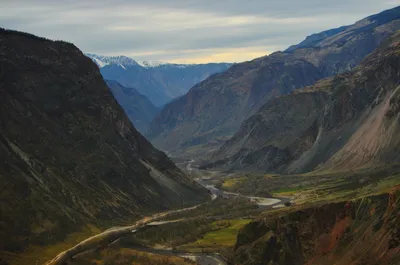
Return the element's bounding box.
[0,0,397,63]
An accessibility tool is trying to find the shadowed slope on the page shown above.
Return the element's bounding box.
[0,28,207,264]
[105,80,159,134]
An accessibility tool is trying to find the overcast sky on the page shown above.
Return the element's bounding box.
[1,0,398,63]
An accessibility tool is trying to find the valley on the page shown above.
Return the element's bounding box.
[44,163,282,265]
[1,4,400,265]
[47,161,400,265]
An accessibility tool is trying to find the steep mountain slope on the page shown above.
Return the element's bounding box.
[285,25,349,52]
[147,6,400,156]
[105,80,158,134]
[86,53,232,106]
[0,28,207,263]
[235,189,400,265]
[285,6,400,52]
[205,31,400,173]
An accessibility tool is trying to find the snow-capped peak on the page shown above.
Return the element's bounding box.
[85,53,139,68]
[138,60,170,68]
[85,53,198,69]
[92,57,109,68]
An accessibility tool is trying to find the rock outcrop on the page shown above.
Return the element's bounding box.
[235,188,400,265]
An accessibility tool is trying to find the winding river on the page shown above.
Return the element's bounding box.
[47,160,284,265]
[189,159,284,208]
[125,246,227,265]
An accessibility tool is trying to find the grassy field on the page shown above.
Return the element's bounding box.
[270,186,308,196]
[216,166,400,204]
[221,177,247,191]
[293,172,400,205]
[179,219,251,251]
[194,219,252,246]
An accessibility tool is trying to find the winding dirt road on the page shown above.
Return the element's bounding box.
[45,160,282,265]
[125,246,227,265]
[44,203,206,265]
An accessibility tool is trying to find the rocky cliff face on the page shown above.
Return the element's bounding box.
[0,28,207,260]
[105,80,159,134]
[204,30,400,173]
[235,188,400,265]
[147,6,400,157]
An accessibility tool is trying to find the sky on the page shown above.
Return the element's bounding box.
[1,0,399,63]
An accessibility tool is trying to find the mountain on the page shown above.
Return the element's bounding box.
[85,54,141,67]
[86,53,232,106]
[203,31,400,173]
[105,80,158,134]
[285,25,349,52]
[286,5,400,52]
[0,28,208,263]
[146,6,400,157]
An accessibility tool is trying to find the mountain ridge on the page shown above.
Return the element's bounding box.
[87,53,222,69]
[286,5,400,52]
[204,31,400,173]
[147,6,400,157]
[0,27,207,264]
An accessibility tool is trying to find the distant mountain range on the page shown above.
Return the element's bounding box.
[86,53,232,106]
[146,6,400,161]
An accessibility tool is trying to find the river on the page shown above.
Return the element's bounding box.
[189,159,284,208]
[47,160,283,265]
[104,160,285,265]
[127,246,227,265]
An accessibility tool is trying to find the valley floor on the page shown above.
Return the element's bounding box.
[43,160,285,265]
[30,162,400,265]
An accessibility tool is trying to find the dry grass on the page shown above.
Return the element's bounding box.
[180,219,251,251]
[2,224,101,265]
[221,177,246,189]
